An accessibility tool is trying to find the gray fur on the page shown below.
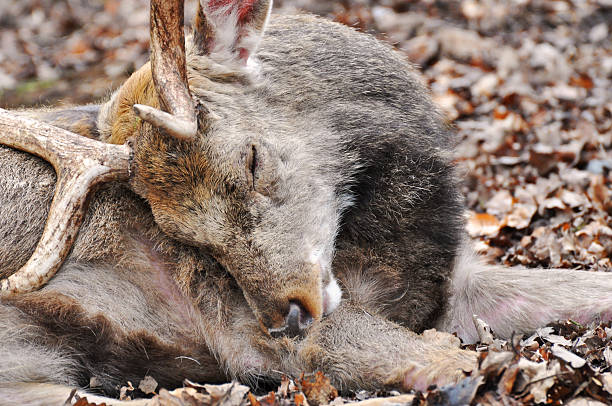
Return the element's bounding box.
[0,7,610,406]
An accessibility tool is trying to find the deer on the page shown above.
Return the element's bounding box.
[1,0,611,405]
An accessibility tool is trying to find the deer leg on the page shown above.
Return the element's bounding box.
[193,269,478,392]
[278,302,477,392]
[438,242,612,343]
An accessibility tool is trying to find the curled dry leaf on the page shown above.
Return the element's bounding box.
[516,358,561,404]
[298,372,338,406]
[119,381,134,401]
[551,344,587,368]
[149,387,209,406]
[472,315,494,345]
[466,211,503,237]
[205,382,250,406]
[505,204,536,229]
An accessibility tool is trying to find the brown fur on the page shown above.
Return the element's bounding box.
[107,62,160,145]
[1,2,611,405]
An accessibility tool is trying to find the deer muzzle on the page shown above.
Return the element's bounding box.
[250,263,329,338]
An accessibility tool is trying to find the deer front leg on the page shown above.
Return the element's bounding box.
[285,303,478,392]
[190,264,476,392]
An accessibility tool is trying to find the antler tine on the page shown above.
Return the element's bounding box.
[0,108,131,295]
[133,0,197,141]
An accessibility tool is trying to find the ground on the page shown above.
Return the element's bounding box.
[0,0,610,405]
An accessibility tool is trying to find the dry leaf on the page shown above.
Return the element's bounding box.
[138,375,158,395]
[278,375,290,398]
[506,204,536,229]
[205,382,250,406]
[600,373,612,395]
[472,315,494,345]
[516,358,561,403]
[73,397,107,406]
[466,212,502,237]
[119,381,134,401]
[551,344,586,368]
[298,372,338,406]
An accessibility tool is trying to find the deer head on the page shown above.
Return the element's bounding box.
[1,0,343,338]
[126,0,344,337]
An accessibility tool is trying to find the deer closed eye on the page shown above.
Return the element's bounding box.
[247,144,258,190]
[245,142,277,197]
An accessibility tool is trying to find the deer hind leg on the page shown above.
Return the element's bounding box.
[438,242,612,343]
[0,258,226,399]
[0,304,73,382]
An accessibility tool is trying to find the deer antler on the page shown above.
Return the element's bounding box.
[133,0,198,141]
[0,108,131,295]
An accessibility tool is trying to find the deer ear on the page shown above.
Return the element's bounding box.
[193,0,272,64]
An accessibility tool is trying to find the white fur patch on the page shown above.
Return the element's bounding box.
[323,277,342,315]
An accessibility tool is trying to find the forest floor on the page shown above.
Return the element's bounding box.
[1,0,611,405]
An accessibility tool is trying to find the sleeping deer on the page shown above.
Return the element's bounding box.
[1,1,611,405]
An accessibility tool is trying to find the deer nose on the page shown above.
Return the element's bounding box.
[270,301,313,338]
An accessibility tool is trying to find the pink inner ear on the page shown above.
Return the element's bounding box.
[238,48,249,60]
[207,0,257,24]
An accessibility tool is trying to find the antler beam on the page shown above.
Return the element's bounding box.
[0,108,132,295]
[133,0,197,140]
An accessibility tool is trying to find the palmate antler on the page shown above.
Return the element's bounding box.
[0,0,196,295]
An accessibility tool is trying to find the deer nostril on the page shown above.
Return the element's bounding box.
[270,301,313,338]
[286,301,313,336]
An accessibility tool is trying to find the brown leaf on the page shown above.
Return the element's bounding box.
[248,393,260,406]
[569,74,594,89]
[149,387,211,406]
[506,204,536,229]
[205,382,250,406]
[73,398,107,406]
[278,375,290,398]
[257,392,276,406]
[497,363,520,395]
[294,392,308,406]
[485,190,514,217]
[466,212,503,237]
[298,372,338,406]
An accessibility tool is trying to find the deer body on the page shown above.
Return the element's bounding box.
[1,4,611,406]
